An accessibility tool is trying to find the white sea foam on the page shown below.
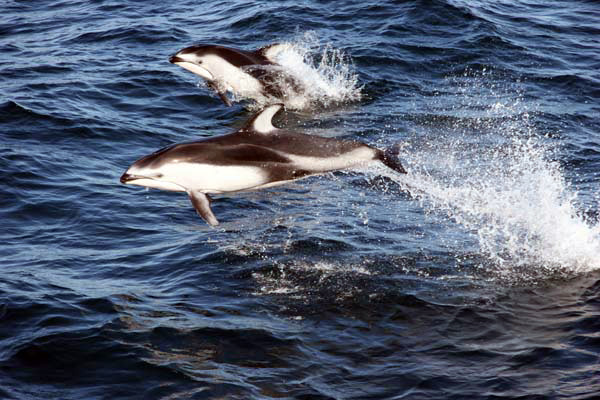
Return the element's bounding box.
[243,31,363,110]
[252,260,373,297]
[397,140,600,275]
[383,72,600,276]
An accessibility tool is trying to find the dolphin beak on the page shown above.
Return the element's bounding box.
[169,54,184,64]
[169,55,215,81]
[120,172,134,184]
[120,172,149,184]
[119,171,185,192]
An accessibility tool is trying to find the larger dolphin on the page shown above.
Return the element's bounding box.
[120,104,406,225]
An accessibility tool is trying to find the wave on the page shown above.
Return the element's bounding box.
[65,24,184,45]
[0,100,61,125]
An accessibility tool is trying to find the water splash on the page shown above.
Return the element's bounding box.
[389,71,600,276]
[253,260,374,297]
[242,31,363,110]
[400,139,600,275]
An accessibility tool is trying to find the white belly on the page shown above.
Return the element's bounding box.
[164,163,269,194]
[206,56,262,95]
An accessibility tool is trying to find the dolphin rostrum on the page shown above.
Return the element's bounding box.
[120,104,406,226]
[169,43,301,106]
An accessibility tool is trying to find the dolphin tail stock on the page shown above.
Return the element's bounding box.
[188,190,219,226]
[378,144,407,174]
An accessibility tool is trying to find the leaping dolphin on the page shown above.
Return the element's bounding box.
[169,43,301,106]
[120,104,406,226]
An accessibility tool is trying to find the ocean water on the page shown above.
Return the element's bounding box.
[2,0,600,399]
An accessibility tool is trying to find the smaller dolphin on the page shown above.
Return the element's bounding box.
[120,104,406,226]
[169,43,300,106]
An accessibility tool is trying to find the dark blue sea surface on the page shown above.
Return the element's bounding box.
[2,0,600,399]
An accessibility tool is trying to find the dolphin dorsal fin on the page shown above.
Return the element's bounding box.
[244,104,283,134]
[256,43,291,62]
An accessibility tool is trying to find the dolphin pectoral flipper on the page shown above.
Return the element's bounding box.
[207,82,232,107]
[216,91,232,107]
[188,191,219,226]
